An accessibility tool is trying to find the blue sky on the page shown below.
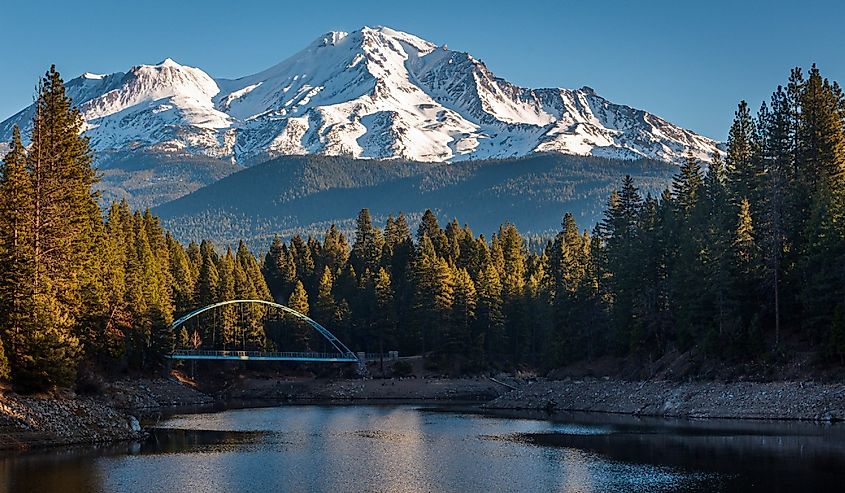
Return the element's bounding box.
[2,0,842,139]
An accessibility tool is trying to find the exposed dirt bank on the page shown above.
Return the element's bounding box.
[485,378,845,421]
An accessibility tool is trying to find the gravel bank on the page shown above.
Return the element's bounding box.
[0,389,142,451]
[105,378,214,409]
[221,377,507,402]
[0,377,214,451]
[485,378,845,421]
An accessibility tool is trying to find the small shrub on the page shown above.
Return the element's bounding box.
[393,361,413,377]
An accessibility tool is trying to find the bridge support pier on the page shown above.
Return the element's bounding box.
[356,352,368,377]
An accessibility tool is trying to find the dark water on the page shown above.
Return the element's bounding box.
[2,404,845,492]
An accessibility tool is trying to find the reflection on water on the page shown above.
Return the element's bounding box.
[2,404,844,492]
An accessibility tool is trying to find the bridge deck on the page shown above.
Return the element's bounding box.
[169,349,359,362]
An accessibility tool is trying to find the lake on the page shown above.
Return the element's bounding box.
[2,404,844,492]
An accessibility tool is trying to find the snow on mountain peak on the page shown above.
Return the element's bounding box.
[1,25,721,166]
[156,57,182,68]
[309,31,349,49]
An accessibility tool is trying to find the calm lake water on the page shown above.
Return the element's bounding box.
[2,404,845,492]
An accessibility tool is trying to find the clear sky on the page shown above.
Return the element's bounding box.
[2,0,842,139]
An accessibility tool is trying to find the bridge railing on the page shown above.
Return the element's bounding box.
[360,351,400,361]
[170,349,358,361]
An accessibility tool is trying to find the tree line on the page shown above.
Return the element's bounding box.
[586,65,845,364]
[1,65,843,391]
[0,67,276,390]
[256,65,845,370]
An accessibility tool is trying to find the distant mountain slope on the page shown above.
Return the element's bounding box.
[1,26,717,208]
[154,153,675,249]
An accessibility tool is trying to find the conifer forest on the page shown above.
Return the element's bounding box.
[2,64,845,391]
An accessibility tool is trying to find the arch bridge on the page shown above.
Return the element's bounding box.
[168,299,359,363]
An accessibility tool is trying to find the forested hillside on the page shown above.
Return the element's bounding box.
[155,153,675,249]
[1,65,844,392]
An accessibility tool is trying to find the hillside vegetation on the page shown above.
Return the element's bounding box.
[155,153,675,249]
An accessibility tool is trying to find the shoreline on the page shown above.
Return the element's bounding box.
[484,378,845,422]
[4,375,845,451]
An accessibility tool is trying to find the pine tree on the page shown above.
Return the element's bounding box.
[443,219,463,263]
[314,266,336,325]
[262,235,287,301]
[290,235,316,291]
[216,248,237,347]
[288,280,311,350]
[734,199,758,266]
[670,156,707,348]
[350,209,384,276]
[431,256,455,352]
[550,212,591,359]
[726,101,764,210]
[731,198,763,354]
[237,240,271,301]
[0,127,34,379]
[798,65,845,203]
[451,267,477,354]
[761,87,793,347]
[15,66,103,388]
[417,209,446,255]
[410,236,438,353]
[321,225,349,275]
[475,260,504,358]
[699,153,734,348]
[497,223,527,358]
[373,267,395,360]
[387,212,414,279]
[167,233,195,314]
[178,327,190,350]
[194,241,219,348]
[101,202,131,363]
[796,66,845,342]
[673,153,705,219]
[196,241,220,307]
[186,240,201,280]
[600,176,643,352]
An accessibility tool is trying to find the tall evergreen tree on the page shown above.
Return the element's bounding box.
[0,127,34,378]
[14,66,104,388]
[726,100,764,210]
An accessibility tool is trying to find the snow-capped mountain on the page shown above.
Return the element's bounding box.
[0,26,719,166]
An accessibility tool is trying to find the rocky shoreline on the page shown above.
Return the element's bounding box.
[0,377,213,451]
[220,376,506,402]
[4,375,845,452]
[0,389,142,451]
[485,378,845,421]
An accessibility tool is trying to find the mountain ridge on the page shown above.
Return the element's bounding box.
[0,26,721,208]
[1,26,720,167]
